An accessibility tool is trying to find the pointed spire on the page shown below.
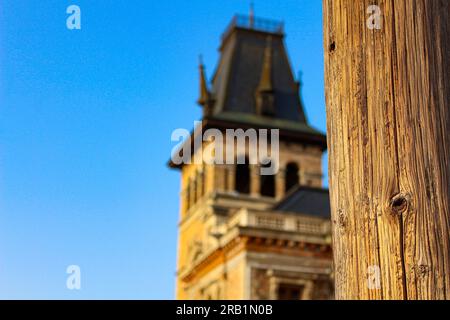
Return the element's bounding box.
[257,36,274,92]
[197,55,209,106]
[197,55,214,117]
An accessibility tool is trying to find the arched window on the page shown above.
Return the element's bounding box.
[285,162,300,193]
[260,161,275,198]
[235,162,250,195]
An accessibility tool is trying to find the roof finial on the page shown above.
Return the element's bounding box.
[296,70,305,110]
[249,2,255,28]
[198,55,209,105]
[297,70,303,90]
[197,55,214,116]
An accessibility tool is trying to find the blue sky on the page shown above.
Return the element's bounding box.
[0,0,326,299]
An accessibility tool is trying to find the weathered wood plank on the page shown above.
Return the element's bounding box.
[323,0,450,299]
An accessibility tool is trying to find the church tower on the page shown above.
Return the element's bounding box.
[170,14,333,300]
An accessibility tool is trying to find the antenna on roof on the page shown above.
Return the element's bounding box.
[297,71,303,86]
[249,2,255,28]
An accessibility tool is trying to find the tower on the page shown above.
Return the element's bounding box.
[170,14,333,300]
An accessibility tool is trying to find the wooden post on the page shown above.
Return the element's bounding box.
[323,0,450,299]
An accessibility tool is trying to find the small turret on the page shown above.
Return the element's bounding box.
[197,56,214,117]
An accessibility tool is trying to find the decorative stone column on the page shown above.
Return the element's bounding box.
[201,170,206,196]
[302,280,315,300]
[250,164,260,197]
[196,170,203,201]
[299,167,306,185]
[214,165,228,192]
[227,165,236,193]
[181,187,188,215]
[189,178,196,208]
[204,165,213,195]
[275,167,286,200]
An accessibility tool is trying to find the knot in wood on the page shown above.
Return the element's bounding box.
[329,41,336,53]
[337,209,347,229]
[417,264,430,278]
[390,193,410,215]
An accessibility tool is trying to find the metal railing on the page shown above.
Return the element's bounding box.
[229,208,330,236]
[222,15,284,40]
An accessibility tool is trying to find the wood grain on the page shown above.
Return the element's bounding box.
[323,0,450,299]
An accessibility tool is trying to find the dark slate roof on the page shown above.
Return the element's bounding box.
[274,186,331,218]
[210,111,323,135]
[210,15,308,125]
